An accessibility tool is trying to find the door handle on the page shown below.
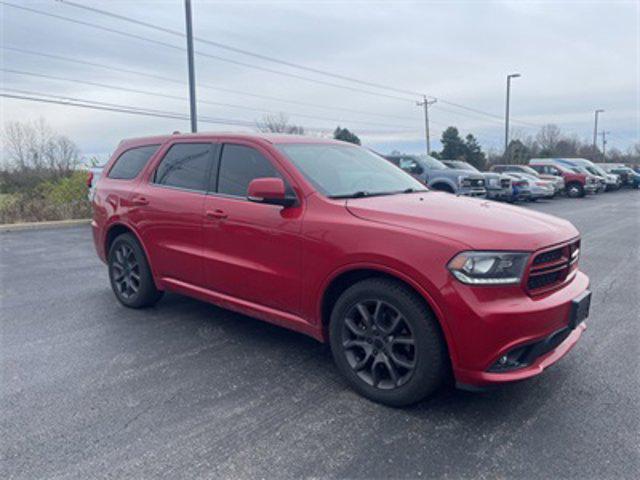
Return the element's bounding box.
[206,209,228,220]
[131,196,149,206]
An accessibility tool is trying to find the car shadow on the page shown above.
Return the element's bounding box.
[117,291,566,421]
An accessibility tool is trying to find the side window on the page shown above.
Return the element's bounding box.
[153,143,212,191]
[547,166,561,176]
[217,144,281,197]
[399,158,423,175]
[529,165,543,174]
[108,145,159,180]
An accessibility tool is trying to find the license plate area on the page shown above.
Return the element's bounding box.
[569,290,591,329]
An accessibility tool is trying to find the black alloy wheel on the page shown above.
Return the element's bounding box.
[111,242,140,300]
[330,278,447,407]
[108,233,163,308]
[341,299,416,390]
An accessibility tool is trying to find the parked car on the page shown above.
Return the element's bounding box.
[384,154,486,197]
[518,173,556,200]
[441,160,511,201]
[529,159,599,198]
[599,164,640,189]
[552,158,620,192]
[86,165,104,200]
[490,164,565,195]
[92,133,591,406]
[503,173,532,202]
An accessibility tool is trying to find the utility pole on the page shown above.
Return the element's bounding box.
[601,131,610,161]
[184,0,198,133]
[504,73,521,156]
[417,95,437,155]
[593,109,604,159]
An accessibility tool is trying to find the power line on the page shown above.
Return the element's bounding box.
[55,0,425,98]
[4,0,540,129]
[0,89,423,136]
[51,0,548,129]
[1,68,419,130]
[1,45,417,122]
[1,2,415,103]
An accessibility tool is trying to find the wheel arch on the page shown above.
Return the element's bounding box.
[429,180,456,193]
[104,222,160,288]
[318,265,458,366]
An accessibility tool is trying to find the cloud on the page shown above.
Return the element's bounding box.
[1,0,638,156]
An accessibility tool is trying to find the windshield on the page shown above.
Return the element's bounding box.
[589,165,607,176]
[422,155,448,170]
[445,160,478,172]
[277,143,427,198]
[519,166,540,177]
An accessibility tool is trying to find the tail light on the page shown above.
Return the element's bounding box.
[86,171,94,188]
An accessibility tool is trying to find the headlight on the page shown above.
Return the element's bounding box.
[447,251,529,285]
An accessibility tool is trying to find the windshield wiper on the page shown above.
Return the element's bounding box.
[399,187,427,194]
[329,191,372,199]
[330,188,427,199]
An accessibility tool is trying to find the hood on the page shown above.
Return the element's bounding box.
[444,169,484,180]
[346,192,578,251]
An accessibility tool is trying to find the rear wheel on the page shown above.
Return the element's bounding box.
[108,233,163,308]
[329,278,447,407]
[566,182,584,198]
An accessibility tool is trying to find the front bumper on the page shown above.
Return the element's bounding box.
[585,183,598,194]
[459,187,487,197]
[442,270,590,388]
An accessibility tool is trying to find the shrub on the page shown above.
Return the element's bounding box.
[0,170,91,224]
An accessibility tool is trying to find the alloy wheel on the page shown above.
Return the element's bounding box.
[341,299,416,390]
[111,243,140,299]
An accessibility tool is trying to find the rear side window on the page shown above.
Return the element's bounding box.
[217,144,280,197]
[108,145,159,180]
[154,143,212,191]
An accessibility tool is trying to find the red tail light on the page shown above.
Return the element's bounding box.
[86,171,94,188]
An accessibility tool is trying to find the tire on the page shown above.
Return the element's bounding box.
[566,182,584,198]
[329,278,447,407]
[430,183,455,194]
[108,233,163,308]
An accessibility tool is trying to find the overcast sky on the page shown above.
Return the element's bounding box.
[1,0,638,161]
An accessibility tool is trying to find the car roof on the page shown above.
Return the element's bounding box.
[117,132,348,149]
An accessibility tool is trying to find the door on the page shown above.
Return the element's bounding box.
[202,142,303,315]
[131,142,217,287]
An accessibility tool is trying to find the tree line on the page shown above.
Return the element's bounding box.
[255,113,639,169]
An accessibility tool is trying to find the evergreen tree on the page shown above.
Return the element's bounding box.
[333,127,361,145]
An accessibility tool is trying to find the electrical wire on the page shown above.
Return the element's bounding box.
[1,45,418,122]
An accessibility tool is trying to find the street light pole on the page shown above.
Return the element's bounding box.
[601,130,610,161]
[504,73,521,157]
[417,95,437,155]
[593,109,604,159]
[184,0,198,133]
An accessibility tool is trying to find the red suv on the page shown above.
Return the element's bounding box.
[92,133,591,406]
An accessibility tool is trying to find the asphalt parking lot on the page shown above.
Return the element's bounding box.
[1,190,639,479]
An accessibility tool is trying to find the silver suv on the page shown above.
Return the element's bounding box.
[384,154,486,196]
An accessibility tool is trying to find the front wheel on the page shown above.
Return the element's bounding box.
[329,278,447,407]
[108,233,163,308]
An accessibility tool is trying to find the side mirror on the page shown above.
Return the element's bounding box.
[247,177,296,207]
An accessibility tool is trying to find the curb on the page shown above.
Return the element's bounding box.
[0,218,91,232]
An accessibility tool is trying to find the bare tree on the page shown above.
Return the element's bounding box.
[536,124,562,154]
[256,113,304,135]
[2,118,80,175]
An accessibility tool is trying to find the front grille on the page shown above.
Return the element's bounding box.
[533,247,563,265]
[526,240,580,294]
[500,178,511,188]
[471,179,485,187]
